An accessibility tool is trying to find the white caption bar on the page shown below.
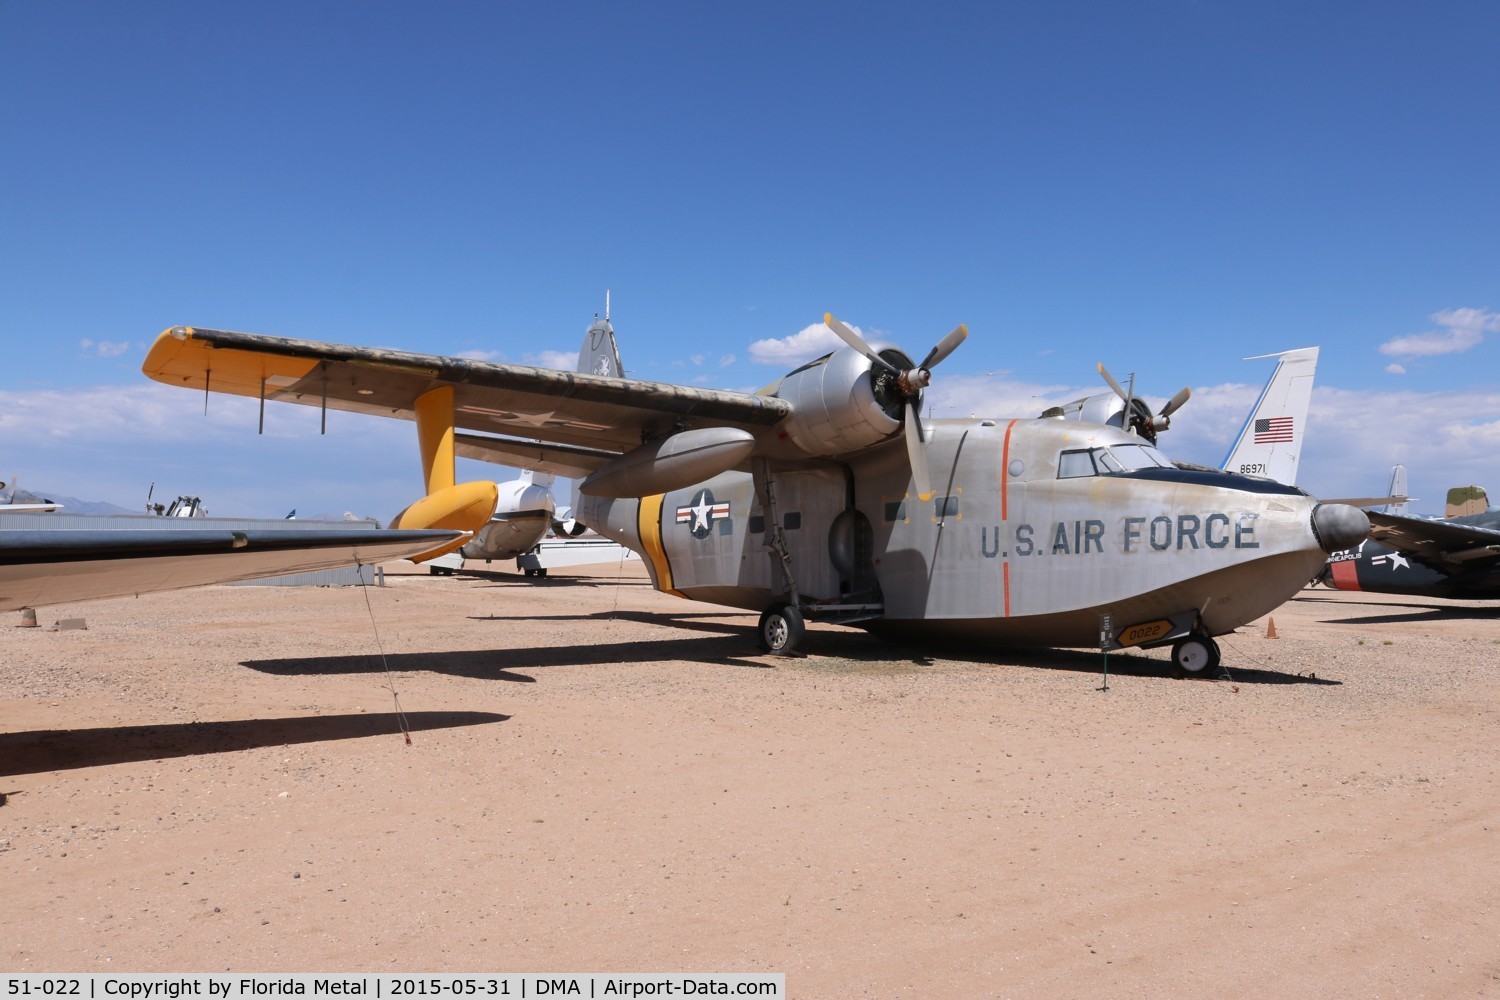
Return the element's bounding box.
[1,975,784,1000]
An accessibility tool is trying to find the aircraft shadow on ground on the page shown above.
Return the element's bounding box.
[466,610,752,637]
[452,570,651,590]
[255,607,1336,686]
[1295,597,1500,627]
[826,636,1340,685]
[245,633,768,679]
[0,711,506,778]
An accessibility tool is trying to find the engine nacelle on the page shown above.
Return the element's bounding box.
[773,344,915,458]
[580,427,756,498]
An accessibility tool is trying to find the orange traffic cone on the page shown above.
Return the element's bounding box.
[1265,616,1279,639]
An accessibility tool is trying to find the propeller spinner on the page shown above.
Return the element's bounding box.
[824,313,967,500]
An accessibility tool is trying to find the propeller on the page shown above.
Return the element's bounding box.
[1097,362,1191,442]
[825,313,967,499]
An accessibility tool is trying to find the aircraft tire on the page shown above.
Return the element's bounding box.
[1172,635,1221,676]
[758,603,804,655]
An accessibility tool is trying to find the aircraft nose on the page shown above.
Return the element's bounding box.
[1311,502,1370,554]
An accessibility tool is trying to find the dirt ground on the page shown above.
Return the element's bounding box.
[2,559,1498,997]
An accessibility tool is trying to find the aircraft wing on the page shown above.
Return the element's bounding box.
[1365,511,1500,573]
[143,327,792,455]
[0,527,462,612]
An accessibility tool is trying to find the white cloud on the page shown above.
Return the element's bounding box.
[523,350,577,370]
[1386,363,1406,375]
[719,354,736,368]
[7,365,1499,523]
[1378,307,1500,359]
[749,322,847,366]
[79,338,133,358]
[455,349,503,361]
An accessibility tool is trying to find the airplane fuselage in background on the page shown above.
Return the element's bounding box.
[1321,511,1500,599]
[586,417,1352,648]
[459,478,556,563]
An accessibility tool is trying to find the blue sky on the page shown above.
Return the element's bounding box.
[2,1,1496,518]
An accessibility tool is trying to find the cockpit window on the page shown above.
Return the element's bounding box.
[1057,449,1097,478]
[1111,444,1173,470]
[1057,444,1174,479]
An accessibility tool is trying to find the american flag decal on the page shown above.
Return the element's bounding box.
[1254,416,1295,443]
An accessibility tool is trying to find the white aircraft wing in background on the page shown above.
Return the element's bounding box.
[0,527,462,612]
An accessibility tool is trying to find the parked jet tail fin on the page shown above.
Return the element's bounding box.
[579,311,625,379]
[1221,346,1319,486]
[1446,485,1490,519]
[1385,465,1409,516]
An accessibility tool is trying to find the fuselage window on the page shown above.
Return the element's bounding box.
[748,515,765,534]
[884,501,907,523]
[783,512,801,530]
[935,495,959,518]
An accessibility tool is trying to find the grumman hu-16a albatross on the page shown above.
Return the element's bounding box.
[142,315,1370,674]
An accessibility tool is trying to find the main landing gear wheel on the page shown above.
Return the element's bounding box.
[757,603,805,655]
[1171,634,1221,677]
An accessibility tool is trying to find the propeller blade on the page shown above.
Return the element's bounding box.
[1147,386,1192,432]
[1096,362,1132,404]
[1159,385,1191,419]
[824,313,899,373]
[919,324,969,370]
[905,400,932,500]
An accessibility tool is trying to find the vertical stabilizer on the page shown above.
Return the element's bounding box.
[579,295,625,379]
[1445,485,1489,518]
[1385,465,1409,516]
[1221,346,1319,485]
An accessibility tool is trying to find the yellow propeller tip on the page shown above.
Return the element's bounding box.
[823,312,835,325]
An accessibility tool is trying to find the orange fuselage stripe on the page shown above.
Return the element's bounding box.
[1001,419,1019,618]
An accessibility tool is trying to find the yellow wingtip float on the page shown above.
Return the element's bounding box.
[143,327,321,395]
[389,481,497,561]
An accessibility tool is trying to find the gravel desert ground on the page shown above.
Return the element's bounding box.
[3,559,1498,997]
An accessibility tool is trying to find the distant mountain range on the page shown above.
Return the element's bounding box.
[3,487,136,516]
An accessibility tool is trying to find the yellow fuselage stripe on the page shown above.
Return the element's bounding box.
[637,494,685,598]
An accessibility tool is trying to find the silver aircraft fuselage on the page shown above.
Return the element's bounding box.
[583,418,1358,648]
